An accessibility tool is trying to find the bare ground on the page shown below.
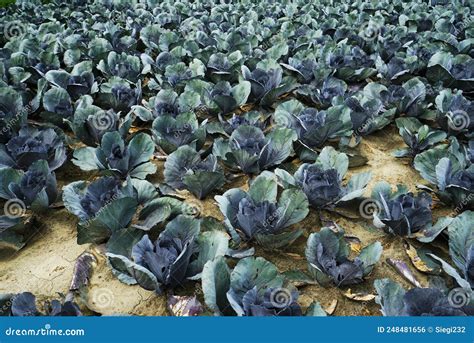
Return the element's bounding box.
[0,124,452,316]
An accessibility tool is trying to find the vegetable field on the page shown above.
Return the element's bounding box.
[0,0,472,317]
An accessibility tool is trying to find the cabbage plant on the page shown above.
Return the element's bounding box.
[213,125,297,174]
[72,131,156,179]
[0,160,57,212]
[215,173,308,249]
[201,256,326,316]
[164,146,225,199]
[393,118,447,158]
[0,126,66,171]
[414,137,473,209]
[275,147,371,210]
[374,278,473,316]
[66,96,132,147]
[0,292,82,317]
[152,112,207,154]
[106,215,230,294]
[273,100,352,159]
[63,176,194,244]
[370,181,453,241]
[0,87,28,144]
[306,227,382,287]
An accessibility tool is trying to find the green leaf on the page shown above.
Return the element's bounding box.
[72,147,101,171]
[106,253,159,291]
[315,146,348,180]
[231,81,251,106]
[277,189,309,228]
[106,227,144,256]
[282,269,317,286]
[130,179,158,204]
[306,301,327,316]
[229,257,284,301]
[77,197,138,244]
[358,241,383,276]
[428,254,471,290]
[128,133,155,168]
[255,229,304,250]
[374,278,406,316]
[435,158,451,191]
[0,168,22,199]
[448,211,474,272]
[392,148,410,158]
[417,216,453,243]
[130,162,157,180]
[274,168,296,187]
[248,174,278,203]
[339,172,371,202]
[183,171,225,199]
[188,230,229,277]
[201,256,232,315]
[134,202,171,231]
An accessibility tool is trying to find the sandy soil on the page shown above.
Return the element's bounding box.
[0,124,452,316]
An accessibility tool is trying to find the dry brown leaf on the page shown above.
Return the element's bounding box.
[350,242,362,254]
[129,127,142,134]
[345,235,362,253]
[324,299,338,315]
[343,289,376,302]
[404,241,434,273]
[285,253,304,260]
[240,104,254,112]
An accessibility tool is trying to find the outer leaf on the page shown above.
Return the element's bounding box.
[276,189,309,228]
[254,229,304,250]
[448,211,474,272]
[374,278,406,316]
[315,146,348,180]
[248,174,278,203]
[358,241,383,276]
[428,254,471,290]
[202,257,232,315]
[188,231,229,277]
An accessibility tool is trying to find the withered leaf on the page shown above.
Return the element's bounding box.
[343,289,376,302]
[324,299,338,315]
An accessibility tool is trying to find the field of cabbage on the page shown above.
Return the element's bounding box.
[0,0,472,317]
